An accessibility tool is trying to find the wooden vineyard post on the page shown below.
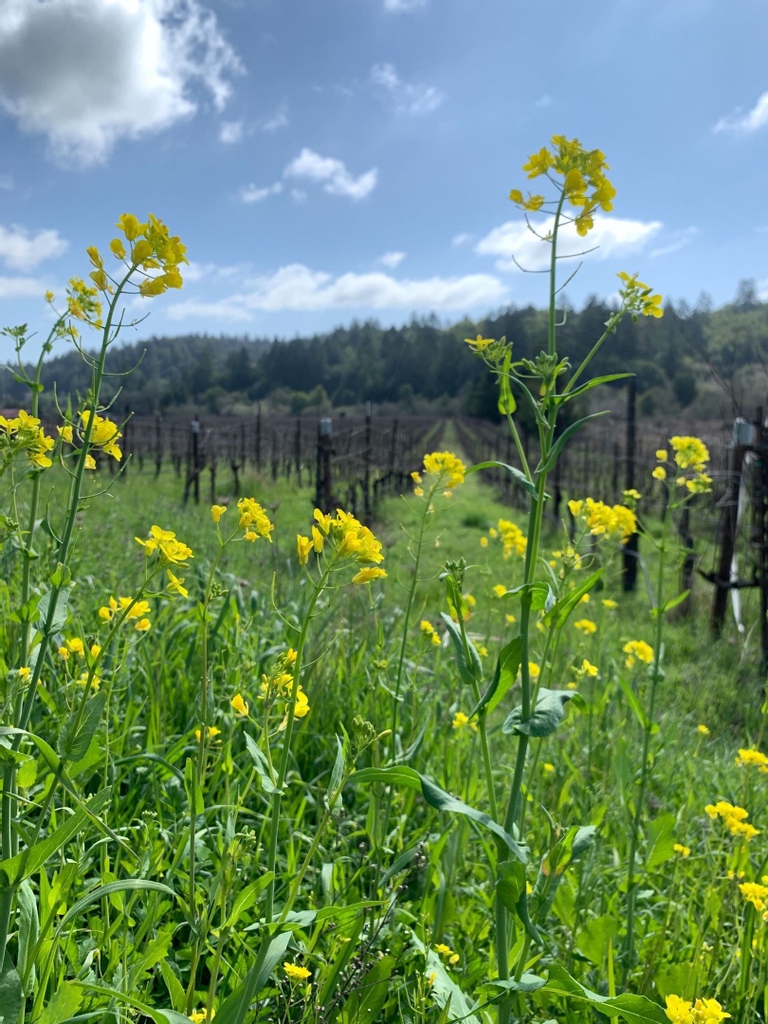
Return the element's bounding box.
[183,415,201,504]
[677,503,694,619]
[295,418,302,488]
[755,408,768,667]
[255,402,262,473]
[389,418,398,492]
[315,417,334,513]
[622,378,639,592]
[711,434,747,636]
[363,400,372,521]
[155,415,163,477]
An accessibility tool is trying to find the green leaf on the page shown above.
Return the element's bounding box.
[489,973,546,993]
[413,937,481,1024]
[57,690,106,763]
[543,964,668,1022]
[646,813,677,870]
[543,570,603,629]
[340,955,396,1024]
[576,913,619,967]
[0,966,22,1024]
[503,688,577,738]
[214,930,292,1024]
[0,788,110,886]
[184,757,204,817]
[497,357,517,416]
[223,873,275,930]
[36,584,73,634]
[466,461,537,500]
[619,678,651,732]
[243,733,279,794]
[16,879,39,993]
[496,860,526,914]
[57,880,177,933]
[158,960,186,1013]
[351,766,526,862]
[559,373,633,403]
[537,412,610,476]
[440,614,482,687]
[36,981,82,1024]
[504,581,554,612]
[483,636,524,717]
[327,733,346,807]
[652,590,690,617]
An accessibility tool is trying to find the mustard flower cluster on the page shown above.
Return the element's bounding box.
[412,450,466,496]
[0,410,55,471]
[65,276,103,331]
[654,436,711,492]
[665,994,730,1024]
[297,508,386,584]
[736,748,768,772]
[283,962,311,982]
[420,620,442,646]
[135,525,193,565]
[97,595,152,633]
[508,134,616,236]
[568,498,637,544]
[255,649,309,728]
[87,212,187,298]
[435,943,460,966]
[617,271,664,319]
[58,410,123,466]
[704,801,759,840]
[236,497,274,542]
[487,517,527,559]
[623,640,654,669]
[739,880,768,912]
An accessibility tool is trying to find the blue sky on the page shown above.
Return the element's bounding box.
[0,0,766,359]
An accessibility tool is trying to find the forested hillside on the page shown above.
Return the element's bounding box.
[3,280,767,421]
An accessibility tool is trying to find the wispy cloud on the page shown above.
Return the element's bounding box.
[382,0,427,11]
[283,148,378,201]
[476,215,662,272]
[219,120,244,144]
[0,275,57,299]
[166,263,507,319]
[239,181,283,204]
[376,251,406,269]
[535,94,552,108]
[714,91,768,133]
[650,226,697,258]
[262,101,289,132]
[451,232,473,248]
[370,63,444,116]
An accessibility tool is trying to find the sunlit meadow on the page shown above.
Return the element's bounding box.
[0,140,765,1024]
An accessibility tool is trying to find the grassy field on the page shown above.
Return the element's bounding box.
[2,442,766,1024]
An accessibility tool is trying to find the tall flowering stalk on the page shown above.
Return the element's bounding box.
[466,135,664,1024]
[0,214,186,986]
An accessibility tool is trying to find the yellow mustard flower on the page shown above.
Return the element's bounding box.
[134,618,151,632]
[673,843,690,858]
[211,504,227,522]
[351,567,387,584]
[543,762,555,774]
[231,694,249,716]
[652,466,667,481]
[740,881,768,911]
[297,535,313,565]
[195,725,222,742]
[237,497,274,541]
[602,599,618,610]
[18,666,31,681]
[492,584,507,598]
[574,619,597,634]
[480,536,488,548]
[697,724,710,736]
[167,570,188,597]
[623,640,653,668]
[135,525,193,565]
[422,451,466,489]
[736,748,768,771]
[283,962,311,982]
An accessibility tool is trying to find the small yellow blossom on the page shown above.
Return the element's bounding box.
[543,762,555,774]
[351,566,387,584]
[66,638,85,656]
[602,599,618,610]
[574,619,597,634]
[652,466,667,481]
[736,748,768,770]
[698,724,710,736]
[297,534,313,565]
[656,450,668,461]
[134,618,151,632]
[167,570,189,597]
[581,659,598,677]
[283,962,311,982]
[211,504,227,522]
[480,536,488,548]
[673,843,690,858]
[90,644,101,658]
[231,693,249,716]
[464,334,495,352]
[58,646,69,660]
[493,584,507,598]
[505,613,516,624]
[740,881,768,911]
[422,451,466,489]
[18,666,31,681]
[623,640,653,668]
[195,725,222,742]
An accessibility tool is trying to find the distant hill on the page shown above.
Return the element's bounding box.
[2,280,767,422]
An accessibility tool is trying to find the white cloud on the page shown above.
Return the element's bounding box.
[0,275,56,299]
[475,215,662,272]
[714,91,768,134]
[262,101,288,132]
[535,94,552,108]
[758,279,768,301]
[650,226,697,258]
[284,148,378,201]
[376,251,406,269]
[0,224,68,271]
[383,0,427,10]
[0,0,243,167]
[451,232,473,247]
[370,63,444,116]
[166,263,507,318]
[219,119,243,144]
[239,181,283,204]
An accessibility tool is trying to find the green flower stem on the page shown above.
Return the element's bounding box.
[0,274,131,976]
[623,501,669,983]
[264,561,331,922]
[504,410,532,484]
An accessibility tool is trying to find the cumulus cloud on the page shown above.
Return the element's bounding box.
[0,0,243,167]
[370,63,444,116]
[166,263,507,319]
[376,251,406,269]
[239,181,283,203]
[714,91,768,133]
[284,148,378,201]
[219,120,243,144]
[475,215,662,272]
[262,101,289,132]
[0,224,68,271]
